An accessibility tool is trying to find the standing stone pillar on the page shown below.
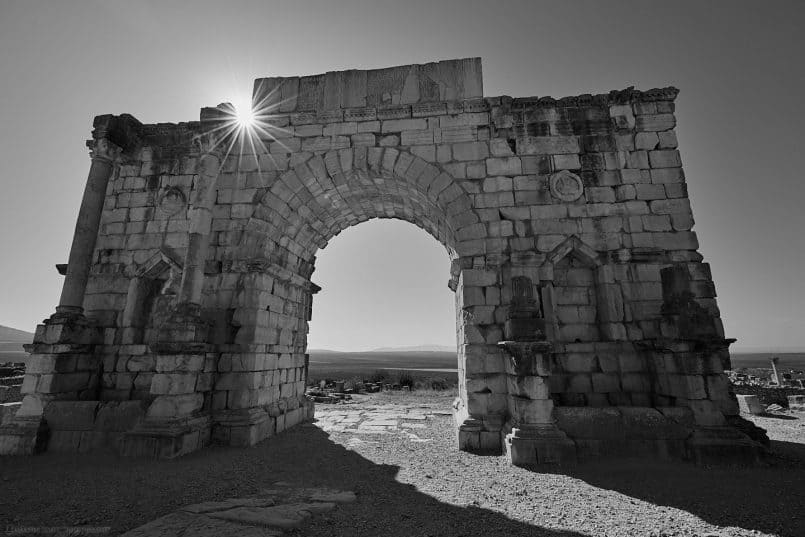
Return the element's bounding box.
[499,341,576,466]
[497,276,575,466]
[56,137,122,317]
[121,132,221,458]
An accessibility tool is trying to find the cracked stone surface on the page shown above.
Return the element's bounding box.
[120,484,356,536]
[313,401,441,444]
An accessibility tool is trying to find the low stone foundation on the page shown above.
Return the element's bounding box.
[0,397,315,458]
[456,404,764,466]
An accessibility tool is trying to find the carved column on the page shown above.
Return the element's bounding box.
[55,137,122,317]
[180,137,221,307]
[1,116,140,455]
[499,341,576,466]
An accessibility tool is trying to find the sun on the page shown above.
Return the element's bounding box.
[234,105,255,129]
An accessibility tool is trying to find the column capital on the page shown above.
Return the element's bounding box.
[88,136,123,164]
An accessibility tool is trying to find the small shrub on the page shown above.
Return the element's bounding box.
[344,376,365,393]
[395,370,415,389]
[368,370,388,384]
[429,377,450,390]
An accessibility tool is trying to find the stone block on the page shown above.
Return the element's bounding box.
[679,399,726,427]
[452,141,489,161]
[635,114,676,132]
[509,397,553,423]
[35,372,91,394]
[592,373,621,393]
[626,151,649,169]
[48,430,83,452]
[559,353,596,373]
[150,373,198,395]
[0,402,21,425]
[155,354,205,373]
[489,138,514,157]
[43,401,99,431]
[650,168,684,184]
[146,393,203,418]
[382,118,427,133]
[635,132,659,150]
[440,112,489,128]
[609,104,635,129]
[517,136,580,155]
[95,401,147,431]
[551,153,581,171]
[649,150,681,168]
[565,374,592,393]
[658,130,678,148]
[482,176,512,193]
[621,373,651,393]
[788,395,805,412]
[736,394,764,415]
[486,157,522,176]
[555,407,624,440]
[462,269,498,287]
[26,354,78,374]
[505,376,550,398]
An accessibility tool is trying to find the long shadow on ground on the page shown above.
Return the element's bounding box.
[544,439,805,537]
[0,425,582,537]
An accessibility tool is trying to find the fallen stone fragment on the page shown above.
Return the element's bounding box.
[309,491,357,503]
[181,497,275,514]
[208,502,333,529]
[121,511,279,537]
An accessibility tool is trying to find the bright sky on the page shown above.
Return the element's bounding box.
[0,0,803,352]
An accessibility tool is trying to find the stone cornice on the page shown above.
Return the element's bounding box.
[89,114,143,152]
[133,86,679,137]
[508,86,680,109]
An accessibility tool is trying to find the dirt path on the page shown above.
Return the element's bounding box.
[1,393,804,536]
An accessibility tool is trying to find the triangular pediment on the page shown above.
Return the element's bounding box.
[542,235,601,268]
[135,246,183,278]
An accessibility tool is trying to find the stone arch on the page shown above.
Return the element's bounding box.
[235,148,479,268]
[205,149,482,445]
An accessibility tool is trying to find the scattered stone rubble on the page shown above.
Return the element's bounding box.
[306,378,416,403]
[0,57,765,465]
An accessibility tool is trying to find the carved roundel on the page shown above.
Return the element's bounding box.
[549,170,584,202]
[158,187,186,216]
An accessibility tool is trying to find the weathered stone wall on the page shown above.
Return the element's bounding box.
[2,58,762,463]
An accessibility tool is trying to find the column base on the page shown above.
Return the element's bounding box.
[213,398,315,447]
[33,308,101,346]
[0,417,49,455]
[686,426,765,465]
[119,414,211,459]
[504,422,577,466]
[456,419,504,454]
[212,408,274,447]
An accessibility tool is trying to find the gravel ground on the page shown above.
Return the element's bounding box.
[1,393,804,537]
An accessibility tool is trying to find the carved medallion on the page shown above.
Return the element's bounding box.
[549,170,584,202]
[158,187,186,216]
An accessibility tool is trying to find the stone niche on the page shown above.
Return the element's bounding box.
[0,58,764,465]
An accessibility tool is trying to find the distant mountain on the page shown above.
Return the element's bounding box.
[308,345,456,354]
[0,324,33,360]
[371,345,456,353]
[0,325,34,342]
